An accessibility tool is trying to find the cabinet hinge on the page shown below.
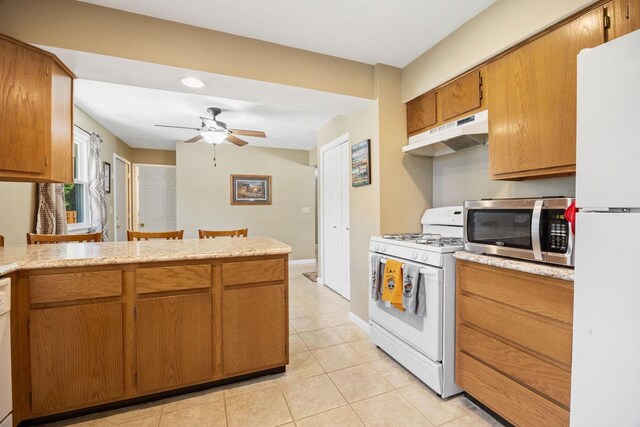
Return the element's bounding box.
[44,156,48,167]
[27,319,30,337]
[603,7,612,29]
[29,392,32,407]
[44,65,49,76]
[479,75,483,87]
[626,3,631,19]
[479,89,484,101]
[134,373,138,386]
[133,307,137,320]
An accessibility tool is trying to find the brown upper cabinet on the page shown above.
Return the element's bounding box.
[605,0,640,40]
[0,33,75,183]
[487,7,605,179]
[439,70,482,122]
[406,92,436,136]
[406,69,486,137]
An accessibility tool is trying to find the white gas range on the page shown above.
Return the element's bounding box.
[368,206,463,398]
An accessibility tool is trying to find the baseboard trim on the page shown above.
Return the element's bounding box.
[288,259,317,265]
[349,312,370,335]
[317,276,324,285]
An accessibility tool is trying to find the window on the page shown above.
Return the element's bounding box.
[64,127,90,231]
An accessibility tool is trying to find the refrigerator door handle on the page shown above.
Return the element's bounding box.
[531,200,544,261]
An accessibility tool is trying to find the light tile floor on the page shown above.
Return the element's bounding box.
[44,263,503,427]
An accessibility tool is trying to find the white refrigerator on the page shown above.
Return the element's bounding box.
[572,29,640,426]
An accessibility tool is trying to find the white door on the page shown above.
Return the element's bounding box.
[571,212,640,426]
[136,165,176,232]
[322,141,350,299]
[114,157,130,241]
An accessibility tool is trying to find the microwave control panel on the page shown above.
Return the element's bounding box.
[547,210,569,253]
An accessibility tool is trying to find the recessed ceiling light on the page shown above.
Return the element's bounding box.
[181,77,204,88]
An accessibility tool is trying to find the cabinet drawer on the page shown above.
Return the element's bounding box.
[459,325,571,408]
[457,353,569,427]
[222,259,285,286]
[458,261,573,325]
[30,270,123,304]
[459,295,572,369]
[136,264,211,294]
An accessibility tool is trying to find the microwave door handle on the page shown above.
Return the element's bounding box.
[531,200,544,261]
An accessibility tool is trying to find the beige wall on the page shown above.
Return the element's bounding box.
[317,64,433,322]
[131,148,177,165]
[402,0,597,101]
[0,0,374,99]
[176,143,316,260]
[376,65,432,234]
[433,147,575,207]
[0,183,36,246]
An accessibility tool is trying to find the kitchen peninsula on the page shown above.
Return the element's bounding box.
[0,237,291,425]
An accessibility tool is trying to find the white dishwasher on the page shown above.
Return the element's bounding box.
[0,278,11,427]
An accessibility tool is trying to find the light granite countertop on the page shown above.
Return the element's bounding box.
[0,236,291,274]
[454,251,574,282]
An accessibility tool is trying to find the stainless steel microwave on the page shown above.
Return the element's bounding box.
[463,197,574,266]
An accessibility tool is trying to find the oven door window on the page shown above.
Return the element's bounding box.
[467,209,533,249]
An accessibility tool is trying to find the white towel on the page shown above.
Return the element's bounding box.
[370,254,383,301]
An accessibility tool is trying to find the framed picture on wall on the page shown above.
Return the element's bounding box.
[103,162,111,193]
[230,175,272,205]
[351,139,371,187]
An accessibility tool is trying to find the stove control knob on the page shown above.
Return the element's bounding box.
[421,253,429,262]
[374,244,380,251]
[382,244,387,251]
[411,251,418,260]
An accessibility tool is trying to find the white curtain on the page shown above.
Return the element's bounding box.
[35,183,68,235]
[88,132,108,241]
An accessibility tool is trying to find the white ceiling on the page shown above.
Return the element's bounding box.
[78,0,495,67]
[75,79,337,150]
[44,46,372,151]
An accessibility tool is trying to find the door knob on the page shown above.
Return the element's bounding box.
[116,225,121,229]
[139,223,145,228]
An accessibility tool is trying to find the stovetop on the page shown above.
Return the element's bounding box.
[379,233,464,248]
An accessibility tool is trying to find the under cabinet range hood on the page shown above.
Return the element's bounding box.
[403,110,488,157]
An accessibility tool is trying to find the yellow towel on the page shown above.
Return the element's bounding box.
[382,259,405,312]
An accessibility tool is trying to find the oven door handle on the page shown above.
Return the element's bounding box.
[379,258,442,279]
[531,200,544,261]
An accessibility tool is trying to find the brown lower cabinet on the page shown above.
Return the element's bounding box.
[11,255,288,424]
[456,260,574,427]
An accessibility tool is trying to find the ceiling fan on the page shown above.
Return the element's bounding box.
[155,107,266,147]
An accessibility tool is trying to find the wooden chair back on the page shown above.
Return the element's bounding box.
[27,232,103,244]
[198,228,248,239]
[0,235,4,247]
[127,230,184,241]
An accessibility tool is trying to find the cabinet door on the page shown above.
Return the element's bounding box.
[407,92,436,135]
[439,70,482,121]
[49,60,74,183]
[606,0,640,40]
[135,293,213,393]
[223,284,287,376]
[30,302,124,414]
[0,38,47,175]
[488,8,605,179]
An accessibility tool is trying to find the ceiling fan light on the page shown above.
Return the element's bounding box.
[181,77,205,88]
[201,131,227,145]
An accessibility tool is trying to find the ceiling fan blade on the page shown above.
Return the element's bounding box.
[185,135,203,143]
[155,124,201,131]
[229,129,266,138]
[226,135,249,147]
